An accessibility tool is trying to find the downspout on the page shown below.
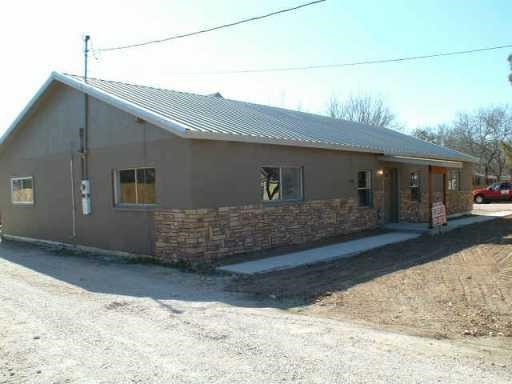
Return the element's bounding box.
[70,154,77,239]
[82,93,89,179]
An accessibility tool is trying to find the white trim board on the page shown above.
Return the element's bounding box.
[379,155,463,168]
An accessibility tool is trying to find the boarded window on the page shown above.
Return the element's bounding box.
[357,171,372,207]
[116,168,156,205]
[260,167,302,202]
[11,177,34,205]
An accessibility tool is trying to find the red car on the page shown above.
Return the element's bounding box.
[473,182,512,203]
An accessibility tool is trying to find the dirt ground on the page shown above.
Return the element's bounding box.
[3,241,511,383]
[230,217,512,340]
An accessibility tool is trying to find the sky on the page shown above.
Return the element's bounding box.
[0,0,510,134]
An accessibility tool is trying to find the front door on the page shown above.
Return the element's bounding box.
[383,168,399,223]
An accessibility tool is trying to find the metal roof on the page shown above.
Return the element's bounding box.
[2,72,477,163]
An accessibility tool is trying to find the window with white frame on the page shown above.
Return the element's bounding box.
[11,177,34,205]
[409,172,421,201]
[260,166,303,202]
[114,167,156,205]
[448,169,461,191]
[357,171,372,207]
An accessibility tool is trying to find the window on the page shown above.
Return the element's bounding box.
[260,166,303,202]
[115,167,156,205]
[357,171,372,207]
[409,172,421,201]
[11,177,34,205]
[448,169,461,191]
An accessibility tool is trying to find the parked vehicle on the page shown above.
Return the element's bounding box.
[473,182,512,203]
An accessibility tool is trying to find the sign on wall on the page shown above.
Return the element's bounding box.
[432,202,447,226]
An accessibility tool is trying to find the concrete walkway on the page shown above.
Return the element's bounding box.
[384,210,512,234]
[218,208,512,275]
[217,232,420,274]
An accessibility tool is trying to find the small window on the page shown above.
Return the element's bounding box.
[448,169,461,191]
[115,167,156,205]
[409,172,421,202]
[11,177,34,205]
[260,166,303,202]
[357,171,372,207]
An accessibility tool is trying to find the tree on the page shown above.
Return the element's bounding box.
[502,142,512,170]
[413,105,512,180]
[412,124,451,146]
[327,94,398,130]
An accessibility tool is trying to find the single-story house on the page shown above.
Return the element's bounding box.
[0,72,477,263]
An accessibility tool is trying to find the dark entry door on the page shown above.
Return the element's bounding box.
[383,168,399,223]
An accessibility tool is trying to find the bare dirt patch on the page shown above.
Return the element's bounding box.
[229,217,512,340]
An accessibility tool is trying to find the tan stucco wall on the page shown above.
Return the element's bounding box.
[188,139,382,208]
[0,82,390,256]
[0,82,191,255]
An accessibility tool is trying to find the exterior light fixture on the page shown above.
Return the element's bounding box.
[377,169,384,176]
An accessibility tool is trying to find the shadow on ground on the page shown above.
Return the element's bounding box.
[0,240,272,311]
[1,217,511,325]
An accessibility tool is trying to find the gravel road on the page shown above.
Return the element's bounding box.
[0,241,510,384]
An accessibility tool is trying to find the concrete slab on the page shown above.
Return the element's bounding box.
[218,210,512,275]
[384,210,512,234]
[217,232,420,275]
[383,222,429,234]
[470,210,512,217]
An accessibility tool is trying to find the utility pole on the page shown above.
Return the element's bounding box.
[508,54,512,86]
[80,34,92,215]
[84,35,90,81]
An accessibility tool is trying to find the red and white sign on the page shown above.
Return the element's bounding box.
[432,202,447,226]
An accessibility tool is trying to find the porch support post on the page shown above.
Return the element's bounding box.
[442,171,448,206]
[442,168,448,227]
[428,165,433,228]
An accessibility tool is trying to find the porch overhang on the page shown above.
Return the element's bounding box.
[378,155,463,169]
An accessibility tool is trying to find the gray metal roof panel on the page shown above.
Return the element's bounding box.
[59,73,476,162]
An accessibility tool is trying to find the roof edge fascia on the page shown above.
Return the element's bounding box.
[53,72,190,137]
[183,130,473,163]
[0,73,56,146]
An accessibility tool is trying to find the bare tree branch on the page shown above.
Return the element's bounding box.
[327,94,398,130]
[413,105,512,179]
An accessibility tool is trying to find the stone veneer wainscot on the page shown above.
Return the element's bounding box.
[154,194,383,264]
[400,189,473,222]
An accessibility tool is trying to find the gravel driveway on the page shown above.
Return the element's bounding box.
[0,241,510,384]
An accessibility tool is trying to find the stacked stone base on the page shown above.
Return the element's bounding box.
[152,190,472,264]
[446,190,473,215]
[154,198,381,264]
[400,190,473,222]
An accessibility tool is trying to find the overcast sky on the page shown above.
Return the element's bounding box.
[1,0,510,134]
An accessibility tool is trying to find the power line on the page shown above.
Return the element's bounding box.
[96,0,326,52]
[175,43,512,75]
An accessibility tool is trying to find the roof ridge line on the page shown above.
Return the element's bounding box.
[58,72,359,126]
[60,72,236,103]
